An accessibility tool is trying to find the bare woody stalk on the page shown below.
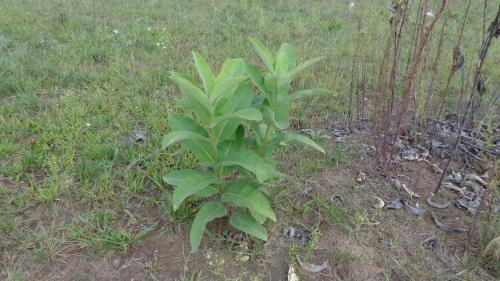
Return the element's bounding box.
[346,16,363,130]
[469,4,500,123]
[436,0,472,119]
[393,0,447,142]
[388,1,412,114]
[433,4,499,196]
[423,18,447,118]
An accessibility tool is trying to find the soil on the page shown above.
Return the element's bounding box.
[1,133,498,281]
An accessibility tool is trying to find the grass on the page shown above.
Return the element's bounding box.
[1,0,499,279]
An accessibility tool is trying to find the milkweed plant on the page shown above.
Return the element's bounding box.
[162,38,329,251]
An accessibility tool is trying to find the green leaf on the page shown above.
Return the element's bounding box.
[279,133,325,154]
[190,201,228,251]
[210,108,262,128]
[249,37,275,72]
[161,131,210,149]
[274,102,290,129]
[192,51,215,93]
[289,57,324,79]
[221,181,276,221]
[216,58,246,81]
[275,43,296,74]
[229,211,267,241]
[250,209,267,224]
[170,72,213,121]
[276,74,292,98]
[218,151,278,183]
[196,185,219,197]
[244,62,267,95]
[292,88,332,100]
[219,125,245,157]
[169,114,213,163]
[264,74,278,103]
[214,84,254,142]
[163,170,222,210]
[210,76,248,104]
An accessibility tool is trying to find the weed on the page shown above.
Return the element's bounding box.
[162,40,326,251]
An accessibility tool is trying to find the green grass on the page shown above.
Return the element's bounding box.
[0,0,499,276]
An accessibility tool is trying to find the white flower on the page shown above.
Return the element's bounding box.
[162,28,166,31]
[85,123,91,127]
[426,10,434,17]
[349,2,355,9]
[146,27,152,31]
[156,42,160,47]
[112,29,119,34]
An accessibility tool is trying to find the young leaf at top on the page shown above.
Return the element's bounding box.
[190,201,228,251]
[216,58,246,81]
[243,62,267,95]
[192,51,215,93]
[249,37,275,73]
[210,75,248,104]
[275,43,296,74]
[289,57,324,79]
[229,211,268,241]
[170,72,213,121]
[163,170,222,210]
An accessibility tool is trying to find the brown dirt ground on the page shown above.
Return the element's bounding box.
[1,134,498,281]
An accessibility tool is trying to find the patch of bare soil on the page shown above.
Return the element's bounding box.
[1,133,498,281]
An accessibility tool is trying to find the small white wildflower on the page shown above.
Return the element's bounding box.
[162,28,166,31]
[146,27,152,31]
[112,29,119,34]
[426,10,434,17]
[85,123,91,127]
[349,2,355,9]
[156,42,160,47]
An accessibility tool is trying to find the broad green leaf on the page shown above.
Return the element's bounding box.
[161,131,210,149]
[219,125,245,157]
[274,102,290,129]
[249,37,275,72]
[275,51,289,75]
[192,51,215,93]
[170,72,213,121]
[276,74,292,98]
[244,62,267,95]
[279,133,325,154]
[229,211,267,241]
[218,151,278,183]
[169,114,213,163]
[250,209,267,224]
[210,108,262,128]
[275,43,296,74]
[163,170,222,210]
[190,201,228,251]
[214,84,254,142]
[264,74,278,103]
[216,58,245,81]
[292,88,332,100]
[289,57,324,79]
[211,76,248,103]
[196,185,220,197]
[221,181,276,221]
